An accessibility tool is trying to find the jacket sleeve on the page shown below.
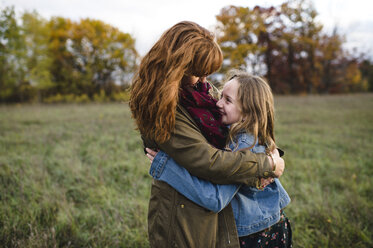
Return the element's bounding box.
[154,106,274,186]
[149,150,240,213]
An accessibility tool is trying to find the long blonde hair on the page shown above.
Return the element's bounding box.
[130,21,223,143]
[227,70,276,152]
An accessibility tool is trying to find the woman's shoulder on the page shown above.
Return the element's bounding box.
[176,105,196,124]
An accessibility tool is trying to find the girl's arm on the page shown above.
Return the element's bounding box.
[149,150,240,213]
[145,132,282,212]
[143,106,277,186]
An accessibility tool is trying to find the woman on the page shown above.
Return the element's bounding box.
[129,21,284,248]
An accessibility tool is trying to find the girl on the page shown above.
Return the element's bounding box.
[130,21,284,248]
[146,70,292,247]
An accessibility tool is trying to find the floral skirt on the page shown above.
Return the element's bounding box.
[239,211,292,248]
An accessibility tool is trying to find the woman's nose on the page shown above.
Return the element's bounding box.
[199,76,207,83]
[216,98,222,108]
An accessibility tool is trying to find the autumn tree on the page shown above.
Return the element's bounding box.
[47,17,137,98]
[68,18,137,96]
[47,16,76,96]
[215,6,267,75]
[279,0,323,93]
[22,10,54,100]
[0,5,138,102]
[215,0,367,94]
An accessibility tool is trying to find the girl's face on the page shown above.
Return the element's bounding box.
[216,78,242,125]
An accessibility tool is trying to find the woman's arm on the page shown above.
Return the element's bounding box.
[144,106,280,186]
[148,150,240,213]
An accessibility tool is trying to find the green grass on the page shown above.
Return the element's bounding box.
[275,94,373,247]
[1,94,372,247]
[0,104,150,247]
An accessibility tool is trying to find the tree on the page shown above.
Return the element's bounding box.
[0,6,27,102]
[22,10,54,100]
[48,17,138,98]
[359,59,373,92]
[215,6,266,75]
[68,18,137,96]
[279,0,324,93]
[48,16,79,96]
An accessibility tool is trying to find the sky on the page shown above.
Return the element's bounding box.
[2,0,373,57]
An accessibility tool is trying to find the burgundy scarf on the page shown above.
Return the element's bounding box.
[179,82,228,149]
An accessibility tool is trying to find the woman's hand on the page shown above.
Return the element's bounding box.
[145,148,159,163]
[259,149,284,188]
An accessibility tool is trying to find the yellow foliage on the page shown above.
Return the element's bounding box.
[93,90,106,103]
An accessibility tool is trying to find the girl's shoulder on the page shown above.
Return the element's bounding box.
[230,132,266,153]
[235,132,255,145]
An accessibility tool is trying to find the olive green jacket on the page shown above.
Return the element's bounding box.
[143,105,274,248]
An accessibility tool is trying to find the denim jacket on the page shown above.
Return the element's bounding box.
[149,132,291,236]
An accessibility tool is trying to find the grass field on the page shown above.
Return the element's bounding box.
[1,94,372,247]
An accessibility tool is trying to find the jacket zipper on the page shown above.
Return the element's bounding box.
[223,211,231,245]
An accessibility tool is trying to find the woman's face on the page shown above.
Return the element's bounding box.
[182,75,207,86]
[216,78,242,125]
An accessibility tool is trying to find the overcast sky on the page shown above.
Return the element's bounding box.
[2,0,373,57]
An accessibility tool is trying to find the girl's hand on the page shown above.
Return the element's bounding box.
[269,148,285,178]
[145,148,159,163]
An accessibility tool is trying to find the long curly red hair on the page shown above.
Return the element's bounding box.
[130,21,223,143]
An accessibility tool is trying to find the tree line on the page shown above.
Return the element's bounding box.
[214,0,372,94]
[0,6,137,103]
[1,1,373,103]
